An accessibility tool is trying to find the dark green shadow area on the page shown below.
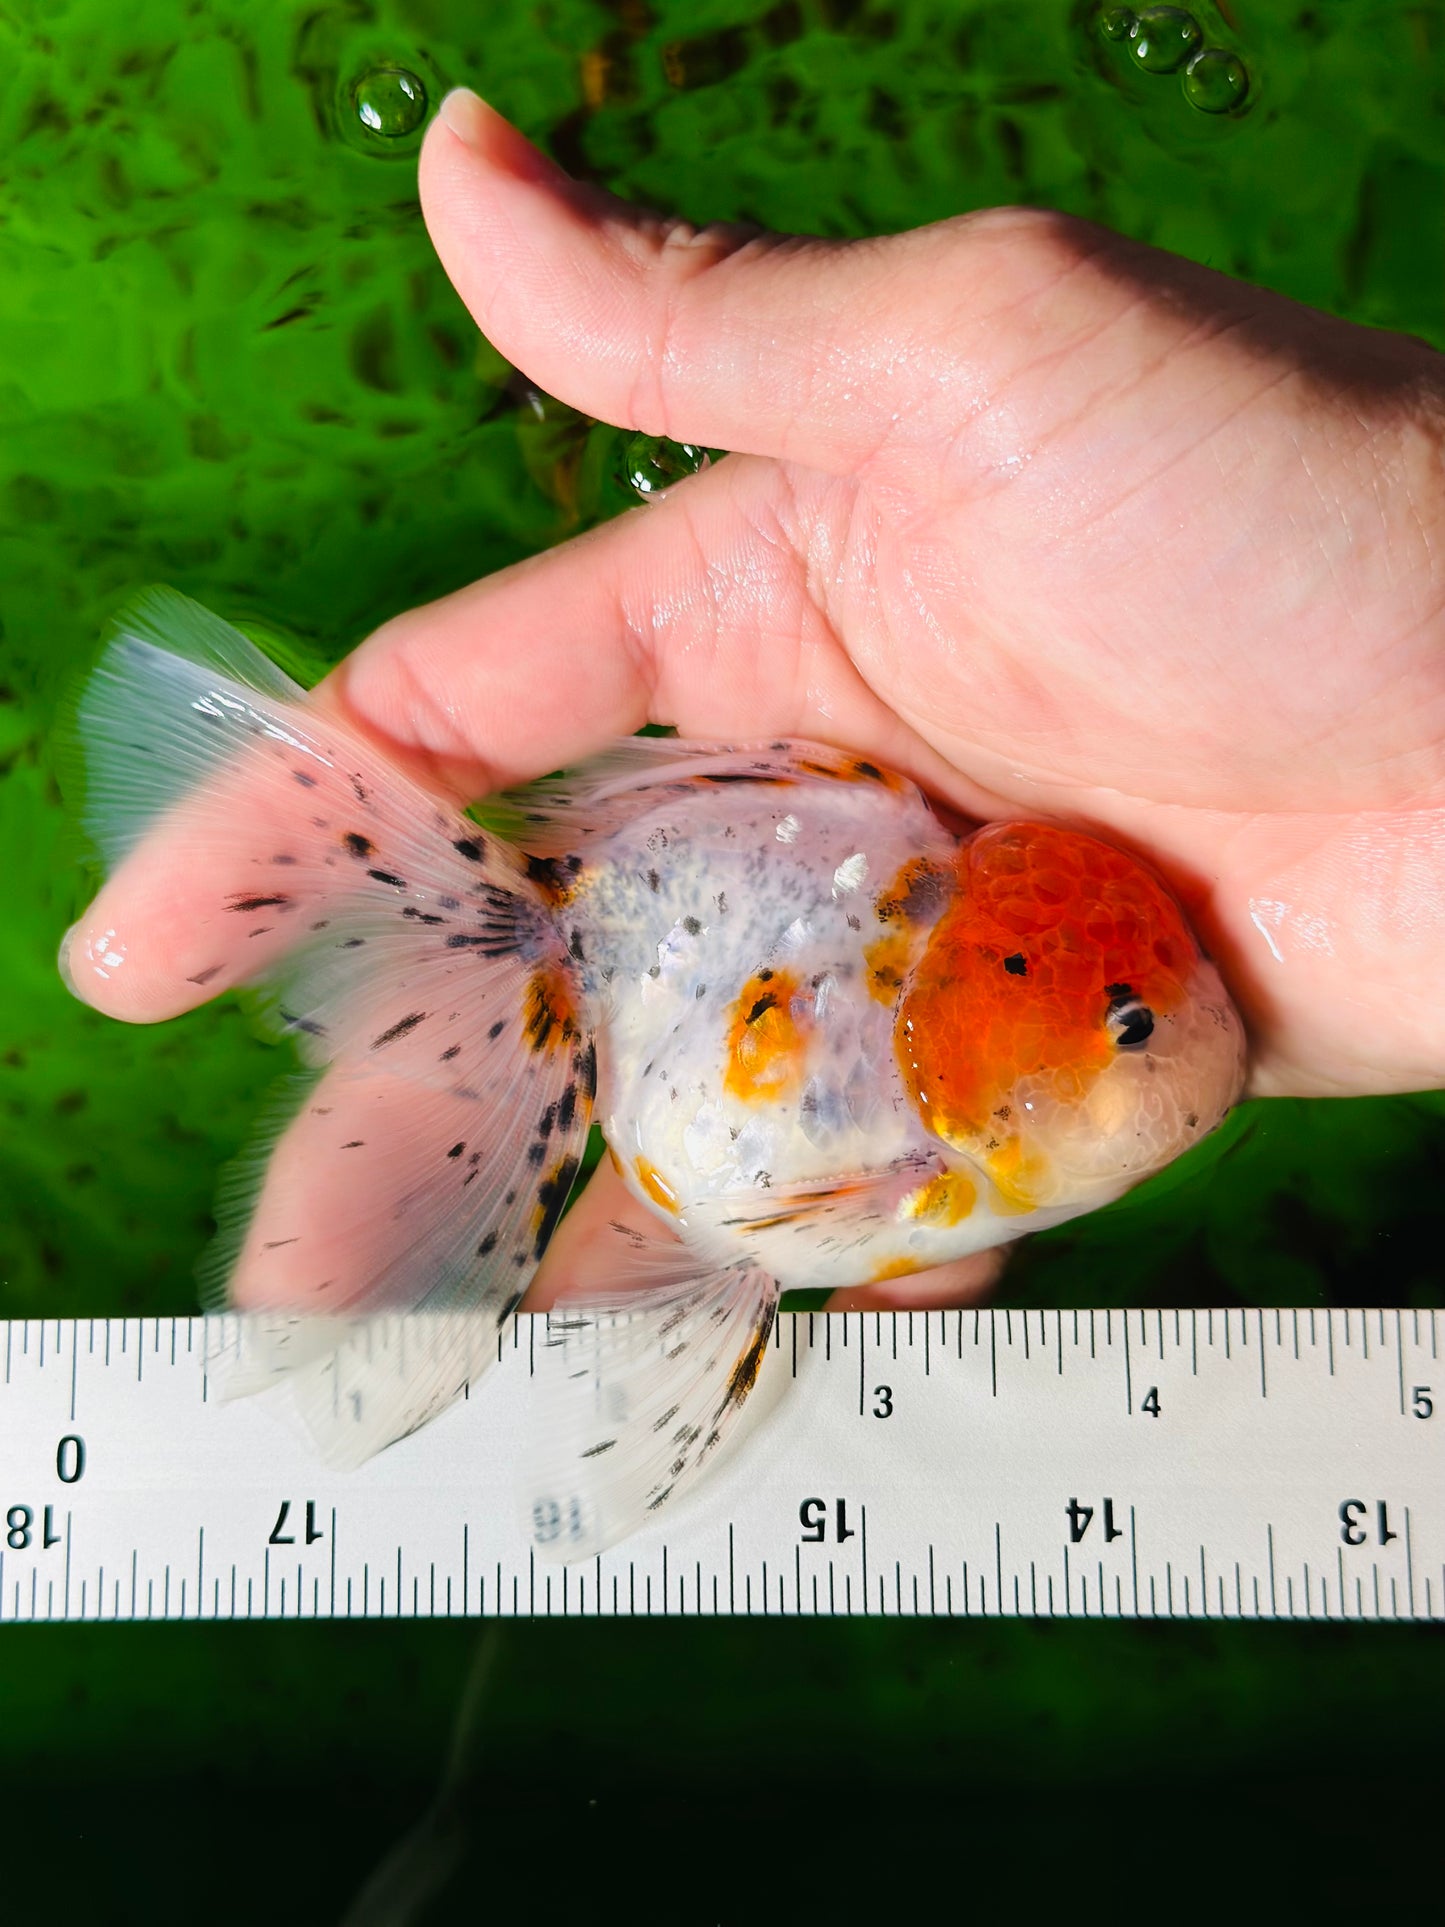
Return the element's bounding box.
[3,1615,1443,1917]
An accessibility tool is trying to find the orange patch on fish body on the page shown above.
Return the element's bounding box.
[873,856,947,926]
[863,930,913,1005]
[871,1253,925,1282]
[635,1155,679,1214]
[896,822,1194,1148]
[525,964,579,1053]
[981,1137,1050,1214]
[901,1169,976,1226]
[723,967,812,1103]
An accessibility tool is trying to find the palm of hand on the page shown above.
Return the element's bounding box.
[408,109,1445,1101]
[769,217,1445,1101]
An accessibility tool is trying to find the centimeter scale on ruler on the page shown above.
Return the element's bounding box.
[0,1307,1439,1624]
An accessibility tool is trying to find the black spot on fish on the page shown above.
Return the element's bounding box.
[569,928,586,961]
[527,1143,547,1166]
[228,893,290,913]
[340,937,365,949]
[187,965,223,986]
[747,992,780,1025]
[525,853,574,902]
[495,1290,524,1323]
[723,1301,776,1407]
[538,1103,557,1139]
[271,854,297,866]
[575,1041,597,1101]
[696,983,707,998]
[292,770,317,788]
[447,1142,465,1159]
[645,869,661,892]
[581,1439,617,1458]
[1004,953,1027,976]
[682,916,702,936]
[487,1020,506,1041]
[533,1154,580,1257]
[310,920,330,931]
[1106,983,1133,1000]
[757,968,774,982]
[477,1231,498,1257]
[351,775,370,804]
[453,837,484,863]
[440,1044,461,1062]
[367,868,407,889]
[371,1010,426,1049]
[852,760,884,781]
[438,895,461,911]
[341,1140,365,1149]
[262,1238,299,1250]
[557,1083,577,1133]
[401,907,446,924]
[344,832,373,858]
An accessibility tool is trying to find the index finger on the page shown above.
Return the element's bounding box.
[63,459,995,1025]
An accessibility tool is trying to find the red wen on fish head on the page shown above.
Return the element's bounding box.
[896,822,1246,1211]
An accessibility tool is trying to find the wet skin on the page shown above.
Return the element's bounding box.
[67,90,1445,1312]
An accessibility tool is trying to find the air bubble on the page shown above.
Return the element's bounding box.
[1182,47,1249,114]
[1127,6,1202,74]
[349,67,428,142]
[621,434,710,499]
[1098,7,1136,40]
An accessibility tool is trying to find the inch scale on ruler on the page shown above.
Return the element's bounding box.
[0,1308,1439,1624]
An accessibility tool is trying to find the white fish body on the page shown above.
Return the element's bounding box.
[68,592,1246,1556]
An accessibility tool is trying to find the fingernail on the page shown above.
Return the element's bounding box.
[436,86,492,148]
[434,87,571,184]
[57,922,80,999]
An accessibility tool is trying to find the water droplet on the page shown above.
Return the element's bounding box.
[1182,47,1250,114]
[1127,6,1202,74]
[350,67,428,142]
[621,434,710,499]
[1098,7,1136,41]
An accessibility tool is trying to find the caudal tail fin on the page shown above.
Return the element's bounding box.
[69,588,595,1464]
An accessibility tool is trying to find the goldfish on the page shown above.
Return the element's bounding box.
[65,590,1246,1556]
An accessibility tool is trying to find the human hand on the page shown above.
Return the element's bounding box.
[65,89,1445,1312]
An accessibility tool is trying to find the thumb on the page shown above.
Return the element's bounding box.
[418,87,962,479]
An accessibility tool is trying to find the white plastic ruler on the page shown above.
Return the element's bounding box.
[0,1308,1439,1623]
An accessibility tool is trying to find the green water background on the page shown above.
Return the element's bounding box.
[2,0,1442,1914]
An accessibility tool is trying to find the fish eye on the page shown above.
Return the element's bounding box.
[1106,989,1155,1050]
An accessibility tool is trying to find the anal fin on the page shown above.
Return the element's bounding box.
[526,1250,780,1561]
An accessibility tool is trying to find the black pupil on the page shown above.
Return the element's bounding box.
[1112,1003,1155,1049]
